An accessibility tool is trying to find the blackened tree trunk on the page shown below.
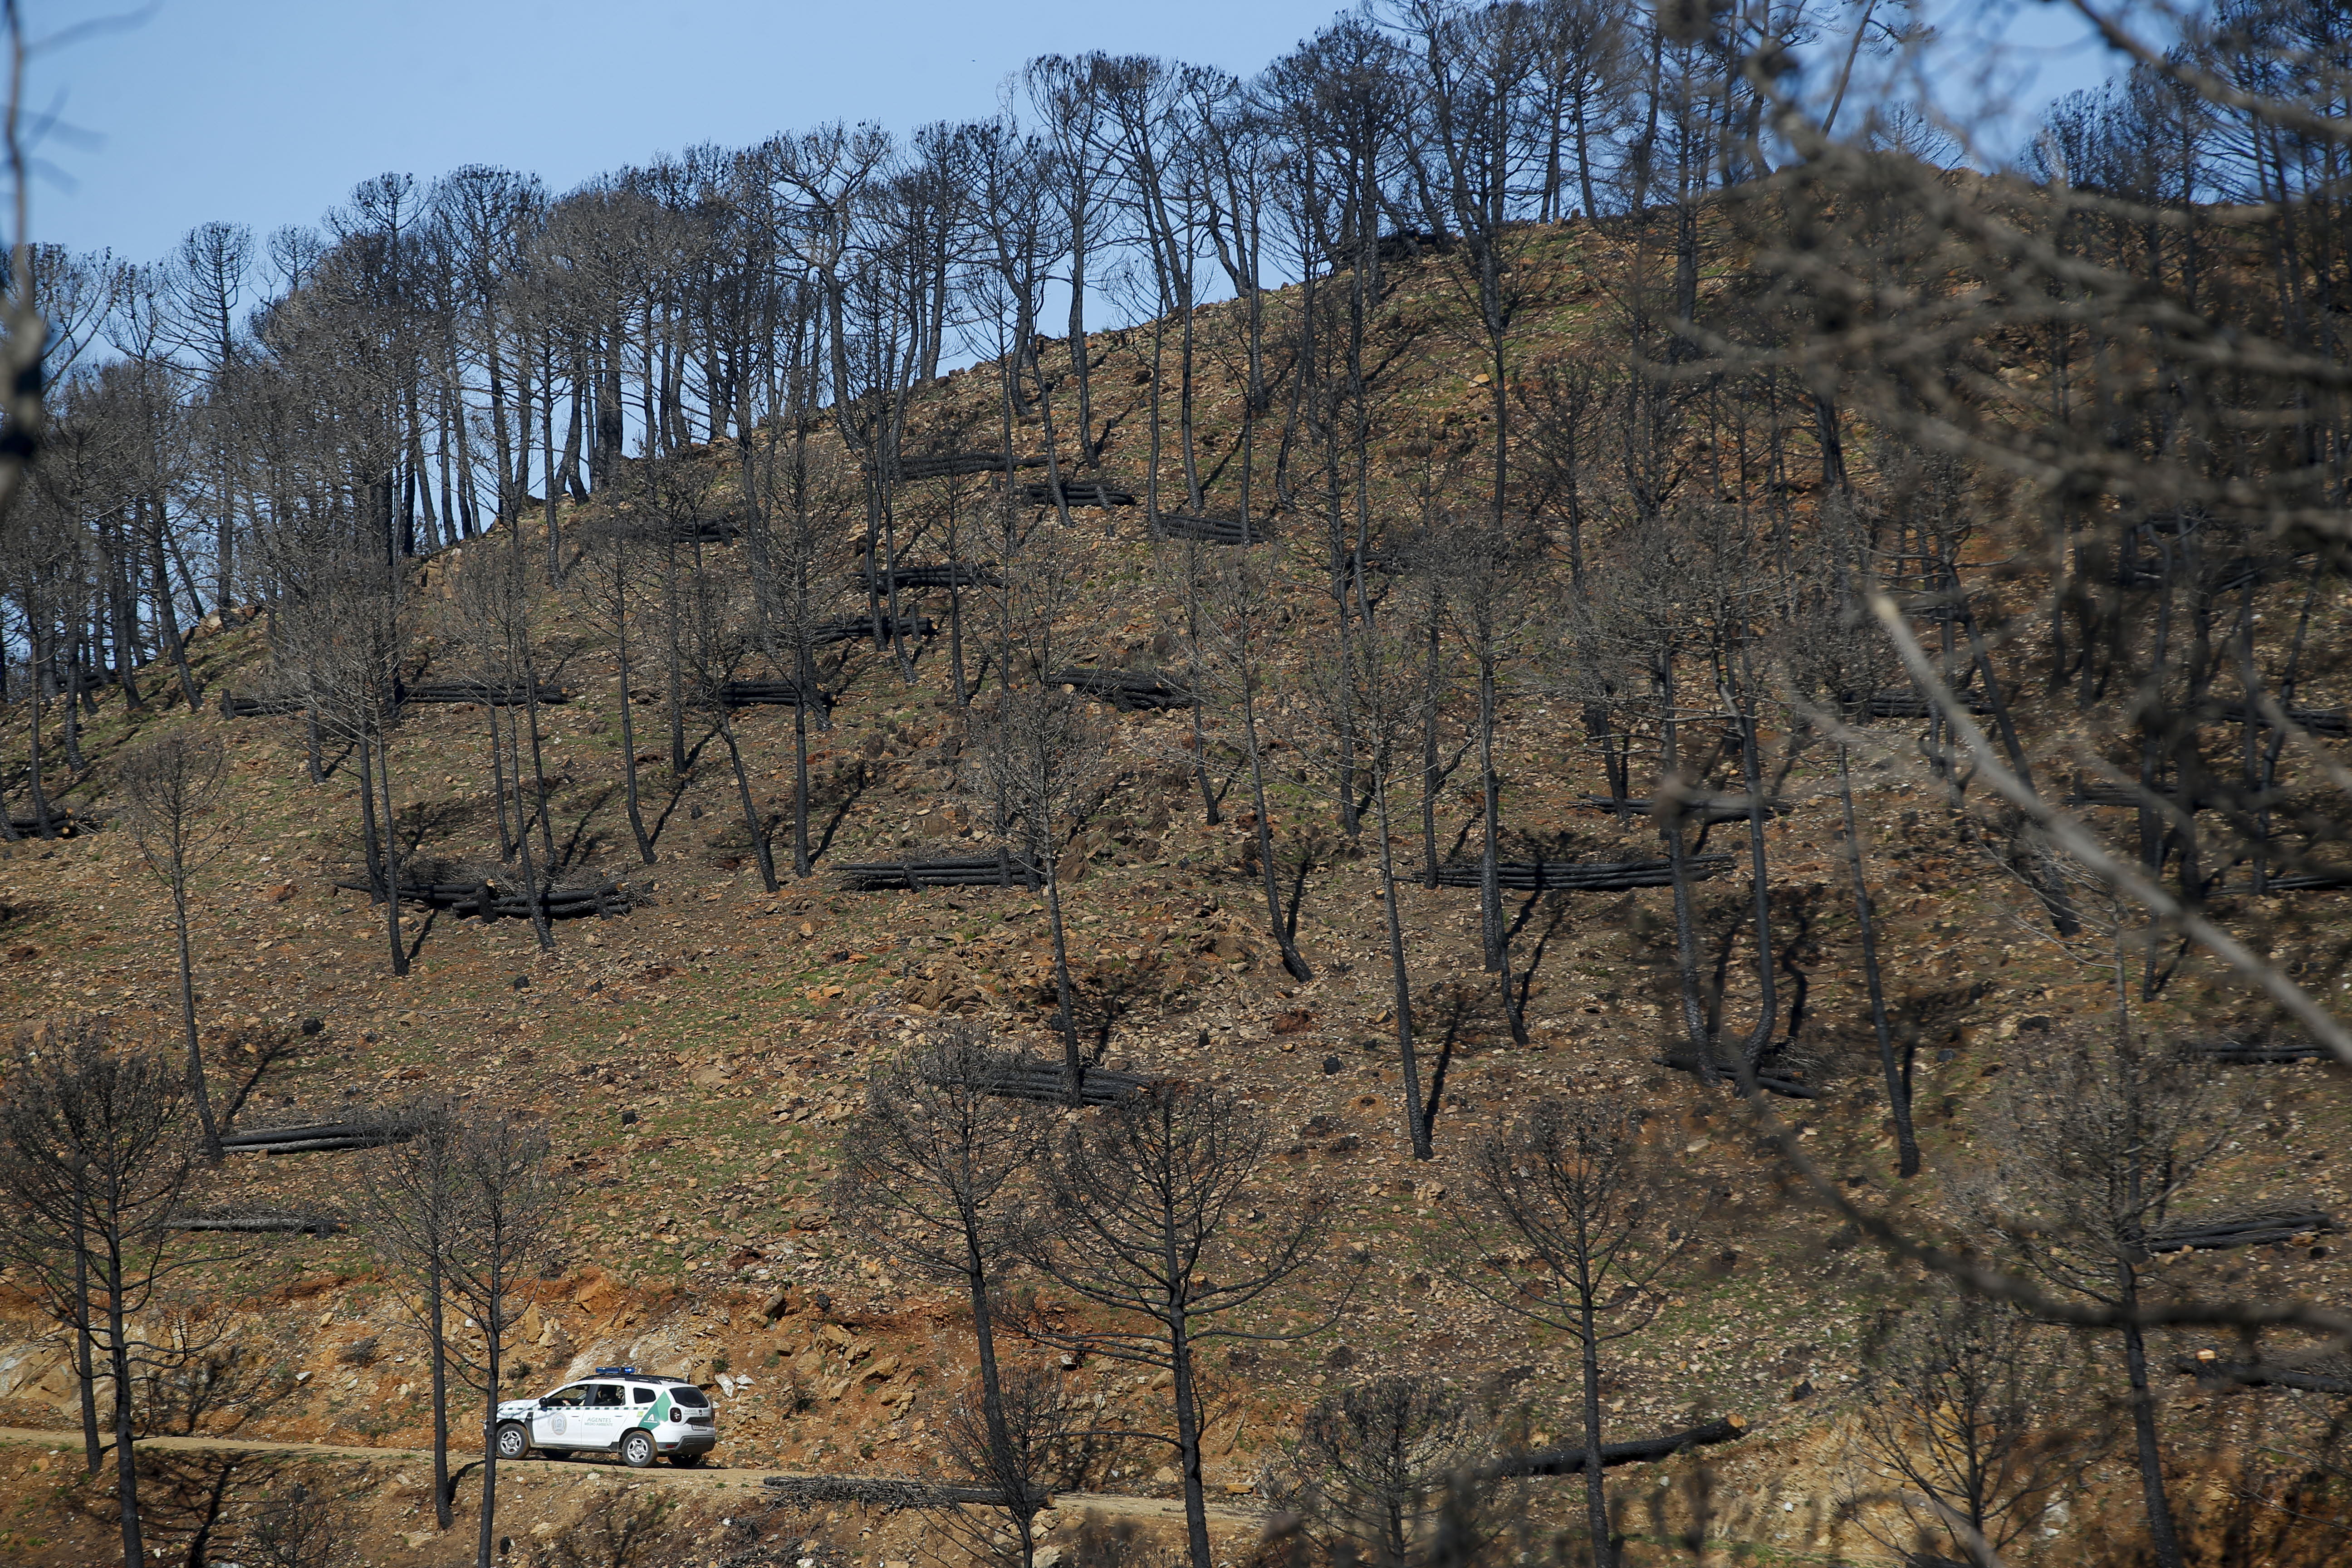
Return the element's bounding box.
[1837,742,1915,1176]
[2120,1263,2185,1568]
[612,600,655,864]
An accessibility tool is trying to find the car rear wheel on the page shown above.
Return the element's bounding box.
[495,1422,531,1461]
[668,1450,705,1468]
[619,1430,655,1469]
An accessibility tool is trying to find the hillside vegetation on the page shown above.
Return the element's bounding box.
[5,5,2352,1567]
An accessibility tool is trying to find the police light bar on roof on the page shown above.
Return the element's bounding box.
[594,1366,638,1377]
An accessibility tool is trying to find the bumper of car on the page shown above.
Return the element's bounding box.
[656,1426,717,1453]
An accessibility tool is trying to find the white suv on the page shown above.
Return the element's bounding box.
[495,1367,717,1468]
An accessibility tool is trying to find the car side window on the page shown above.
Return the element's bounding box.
[590,1383,626,1408]
[546,1385,589,1406]
[631,1387,656,1405]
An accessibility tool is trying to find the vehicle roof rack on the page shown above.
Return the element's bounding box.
[594,1365,638,1377]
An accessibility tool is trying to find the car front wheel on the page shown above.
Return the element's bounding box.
[619,1430,655,1469]
[495,1422,531,1461]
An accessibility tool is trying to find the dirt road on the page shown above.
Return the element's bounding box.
[0,1426,1264,1530]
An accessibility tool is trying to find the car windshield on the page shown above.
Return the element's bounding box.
[670,1385,710,1408]
[543,1385,588,1407]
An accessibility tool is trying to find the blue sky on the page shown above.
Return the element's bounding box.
[28,0,1360,261]
[26,0,2123,267]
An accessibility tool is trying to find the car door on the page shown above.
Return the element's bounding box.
[580,1382,630,1449]
[532,1384,590,1449]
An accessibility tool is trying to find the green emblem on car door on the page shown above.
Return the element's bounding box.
[636,1390,670,1431]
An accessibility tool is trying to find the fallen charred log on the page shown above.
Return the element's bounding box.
[1427,855,1733,892]
[2215,703,2350,736]
[719,679,833,715]
[839,853,1046,891]
[2175,1354,2352,1395]
[330,874,635,920]
[172,1209,347,1235]
[7,810,98,837]
[619,518,739,545]
[1479,1415,1748,1478]
[1863,687,1992,718]
[220,692,306,719]
[1047,668,1195,710]
[2144,1211,2333,1253]
[220,1119,419,1156]
[2181,1037,2330,1064]
[881,451,1045,482]
[856,562,1004,592]
[813,614,936,647]
[1656,1054,1820,1099]
[402,680,569,706]
[1019,480,1136,509]
[2250,870,2352,892]
[1154,513,1273,546]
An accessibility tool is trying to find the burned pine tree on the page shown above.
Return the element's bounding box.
[1975,1033,2244,1568]
[441,1109,559,1568]
[1450,1096,1689,1568]
[278,544,419,975]
[834,1030,1051,1563]
[353,1098,468,1531]
[1289,1375,1495,1566]
[118,730,235,1155]
[0,1021,204,1568]
[1843,1288,2098,1568]
[1293,586,1445,1158]
[962,679,1111,1103]
[1018,1083,1350,1568]
[444,524,563,948]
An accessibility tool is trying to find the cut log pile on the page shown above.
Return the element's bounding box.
[1480,1415,1747,1478]
[2249,869,2352,892]
[223,680,568,714]
[621,519,739,545]
[1575,795,1790,824]
[2216,703,2349,736]
[856,562,1004,592]
[2174,1354,2352,1394]
[172,1208,348,1235]
[8,810,98,837]
[720,679,833,714]
[1047,668,1195,710]
[2182,1036,2330,1064]
[1863,687,1993,718]
[2143,1211,2333,1253]
[403,680,569,706]
[1428,855,1733,892]
[812,614,936,647]
[839,853,1047,891]
[1655,1053,1819,1099]
[1153,513,1273,546]
[1018,480,1137,509]
[219,1119,418,1156]
[926,1056,1162,1107]
[221,692,306,719]
[883,451,1045,482]
[2066,781,2198,808]
[331,872,635,921]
